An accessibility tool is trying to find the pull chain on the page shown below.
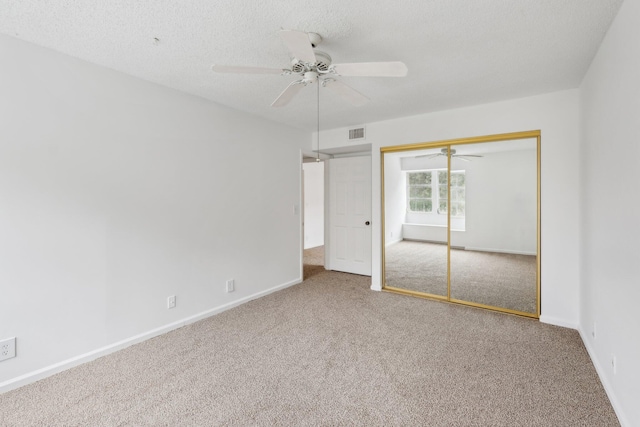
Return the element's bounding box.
[316,80,320,162]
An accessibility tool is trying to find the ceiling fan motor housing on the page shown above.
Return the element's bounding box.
[308,32,322,48]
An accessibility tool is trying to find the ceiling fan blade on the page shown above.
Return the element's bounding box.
[331,61,408,77]
[322,79,369,106]
[278,30,316,64]
[453,155,483,161]
[415,153,442,159]
[212,65,284,74]
[271,81,305,107]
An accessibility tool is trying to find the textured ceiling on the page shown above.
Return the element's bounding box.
[0,0,623,131]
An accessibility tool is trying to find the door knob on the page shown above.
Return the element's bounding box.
[365,221,370,226]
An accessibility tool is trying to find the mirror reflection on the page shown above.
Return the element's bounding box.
[383,136,538,316]
[384,147,448,297]
[449,139,537,314]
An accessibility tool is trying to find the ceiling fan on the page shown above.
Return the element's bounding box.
[416,148,484,162]
[211,30,408,107]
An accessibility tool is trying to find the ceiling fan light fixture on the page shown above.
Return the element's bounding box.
[304,71,319,84]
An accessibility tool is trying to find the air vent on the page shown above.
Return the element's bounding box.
[348,127,366,140]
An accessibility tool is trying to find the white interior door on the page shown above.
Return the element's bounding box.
[328,156,372,276]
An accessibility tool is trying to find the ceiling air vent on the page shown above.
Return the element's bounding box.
[348,127,366,141]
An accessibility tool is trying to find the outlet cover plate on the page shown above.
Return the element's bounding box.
[167,295,176,309]
[0,337,16,362]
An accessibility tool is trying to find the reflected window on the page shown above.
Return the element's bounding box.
[447,171,466,217]
[407,169,465,217]
[407,171,433,212]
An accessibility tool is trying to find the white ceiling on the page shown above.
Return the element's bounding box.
[0,0,623,131]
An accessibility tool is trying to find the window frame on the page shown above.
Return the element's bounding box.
[406,169,465,217]
[406,171,434,213]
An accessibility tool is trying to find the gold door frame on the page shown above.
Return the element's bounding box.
[381,130,541,319]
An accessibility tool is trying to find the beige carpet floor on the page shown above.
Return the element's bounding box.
[0,246,618,426]
[385,240,537,314]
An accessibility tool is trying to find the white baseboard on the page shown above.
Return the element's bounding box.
[539,315,578,330]
[465,246,537,256]
[385,238,403,248]
[538,317,628,425]
[0,277,302,394]
[578,328,629,427]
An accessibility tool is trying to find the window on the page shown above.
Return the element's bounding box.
[407,169,465,217]
[449,171,466,217]
[407,172,432,212]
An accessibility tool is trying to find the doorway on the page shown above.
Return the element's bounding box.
[302,159,325,278]
[301,153,373,279]
[303,161,325,250]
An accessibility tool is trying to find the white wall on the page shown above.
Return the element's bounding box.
[383,154,405,246]
[319,89,580,328]
[462,148,537,255]
[303,161,324,249]
[579,0,640,425]
[0,35,309,389]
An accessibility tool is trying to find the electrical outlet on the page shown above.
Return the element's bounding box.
[167,295,176,309]
[226,279,235,293]
[0,337,16,362]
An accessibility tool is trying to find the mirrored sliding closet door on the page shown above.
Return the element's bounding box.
[383,147,449,298]
[381,131,540,318]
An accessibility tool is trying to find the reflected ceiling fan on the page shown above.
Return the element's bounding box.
[211,30,408,107]
[416,148,484,162]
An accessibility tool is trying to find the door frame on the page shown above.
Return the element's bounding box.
[300,150,330,277]
[300,150,374,284]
